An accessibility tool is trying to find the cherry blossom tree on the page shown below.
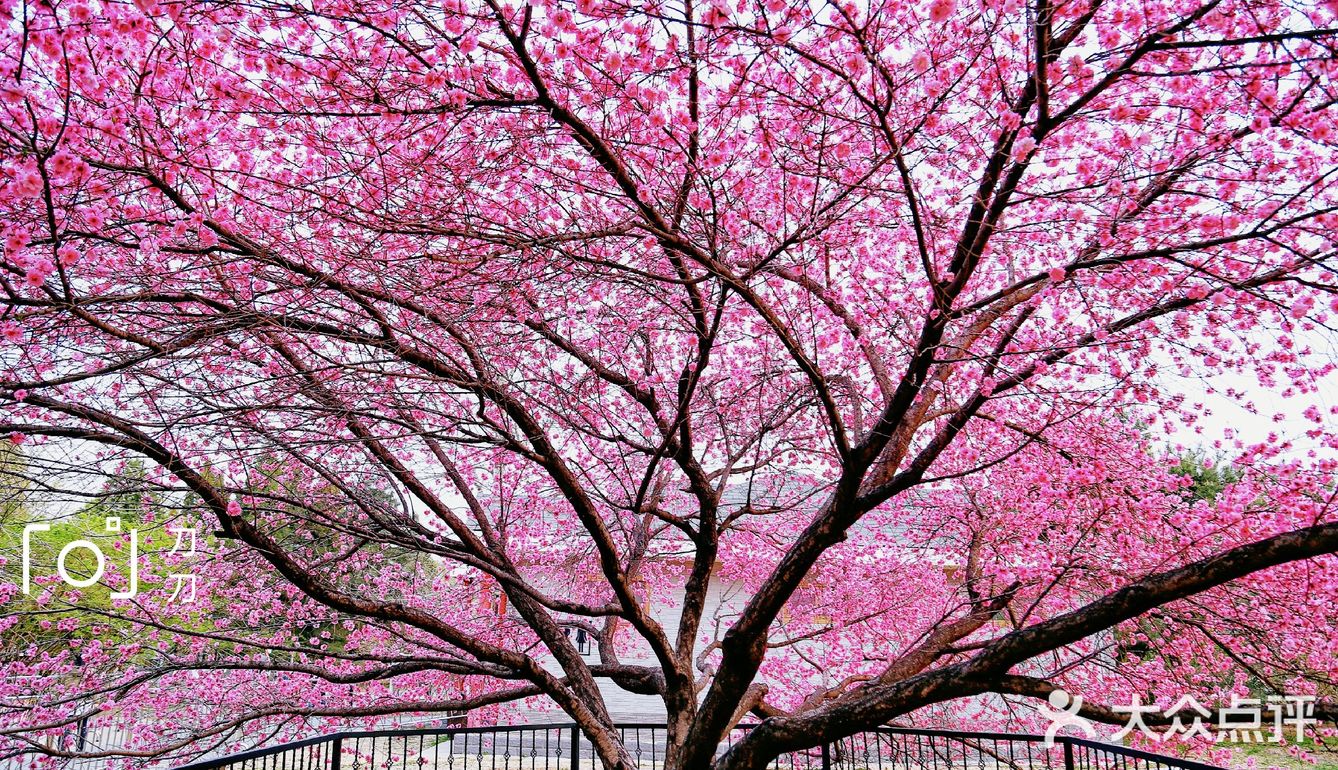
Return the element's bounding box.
[1,0,1337,767]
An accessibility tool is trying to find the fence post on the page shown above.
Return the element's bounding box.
[1062,739,1075,770]
[571,726,582,770]
[331,736,344,770]
[821,740,832,770]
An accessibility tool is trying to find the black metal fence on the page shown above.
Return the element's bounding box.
[1,715,135,770]
[173,725,1228,770]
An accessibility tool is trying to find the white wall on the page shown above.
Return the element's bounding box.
[505,575,750,724]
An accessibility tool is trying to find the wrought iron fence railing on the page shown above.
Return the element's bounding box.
[0,715,133,770]
[0,713,463,770]
[170,724,1229,770]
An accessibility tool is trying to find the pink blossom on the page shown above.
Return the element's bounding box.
[48,153,85,179]
[927,0,955,23]
[15,170,43,197]
[1013,136,1037,159]
[4,230,28,254]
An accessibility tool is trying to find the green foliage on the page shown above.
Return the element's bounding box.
[0,459,169,659]
[1,452,440,664]
[0,443,30,534]
[1169,450,1242,503]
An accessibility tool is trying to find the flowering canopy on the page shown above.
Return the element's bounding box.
[0,0,1337,767]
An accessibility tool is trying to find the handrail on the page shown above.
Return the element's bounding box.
[875,727,1051,741]
[175,734,334,770]
[176,724,581,770]
[174,723,1230,770]
[1064,738,1227,770]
